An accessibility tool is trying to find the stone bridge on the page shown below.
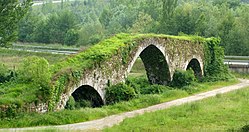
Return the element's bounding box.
[52,34,206,110]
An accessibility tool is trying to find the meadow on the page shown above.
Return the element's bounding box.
[105,87,249,131]
[0,48,66,69]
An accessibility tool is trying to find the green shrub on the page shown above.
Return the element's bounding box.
[126,76,150,94]
[65,96,75,110]
[75,100,92,108]
[18,56,51,100]
[64,29,79,46]
[171,69,196,88]
[0,63,15,83]
[241,124,249,132]
[141,85,170,94]
[105,83,136,105]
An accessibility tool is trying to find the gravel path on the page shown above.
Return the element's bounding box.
[2,79,249,131]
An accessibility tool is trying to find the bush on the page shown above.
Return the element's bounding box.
[75,100,92,109]
[18,56,51,100]
[64,96,93,109]
[65,96,75,110]
[64,29,79,46]
[105,83,136,105]
[0,63,15,83]
[125,76,150,94]
[241,124,249,132]
[141,85,170,94]
[171,69,196,88]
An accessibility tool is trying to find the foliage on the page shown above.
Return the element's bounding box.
[105,83,136,105]
[203,37,233,81]
[64,29,79,46]
[16,0,249,55]
[125,76,150,95]
[160,0,178,34]
[18,56,51,100]
[0,63,14,83]
[171,69,196,88]
[65,96,75,110]
[75,100,92,109]
[0,0,32,47]
[129,12,154,33]
[239,124,249,132]
[141,85,170,95]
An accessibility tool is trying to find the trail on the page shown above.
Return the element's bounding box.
[2,79,249,131]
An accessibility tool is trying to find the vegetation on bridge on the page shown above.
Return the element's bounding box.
[0,33,231,119]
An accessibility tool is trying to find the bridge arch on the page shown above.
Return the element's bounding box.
[70,85,104,108]
[127,44,171,85]
[185,58,203,78]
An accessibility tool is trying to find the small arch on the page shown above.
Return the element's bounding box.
[71,85,104,108]
[139,45,171,85]
[186,58,202,78]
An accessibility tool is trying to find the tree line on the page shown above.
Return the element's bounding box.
[1,0,249,55]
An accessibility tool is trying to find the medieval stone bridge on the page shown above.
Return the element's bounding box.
[52,34,206,110]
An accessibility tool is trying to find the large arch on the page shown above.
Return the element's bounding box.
[126,44,171,85]
[139,45,171,85]
[71,85,104,108]
[186,58,203,78]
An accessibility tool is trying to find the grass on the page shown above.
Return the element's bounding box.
[104,87,249,132]
[0,82,38,107]
[232,72,249,79]
[0,79,239,128]
[0,48,67,68]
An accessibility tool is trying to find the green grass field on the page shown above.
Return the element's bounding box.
[0,48,67,68]
[105,87,249,131]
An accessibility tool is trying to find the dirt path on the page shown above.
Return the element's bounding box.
[2,79,249,131]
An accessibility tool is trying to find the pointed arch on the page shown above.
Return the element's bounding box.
[186,58,202,78]
[128,44,171,85]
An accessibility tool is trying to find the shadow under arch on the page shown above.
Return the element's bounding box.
[186,58,202,78]
[138,45,171,85]
[71,85,104,108]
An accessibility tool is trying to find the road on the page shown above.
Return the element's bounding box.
[224,59,249,66]
[33,0,76,6]
[1,79,249,131]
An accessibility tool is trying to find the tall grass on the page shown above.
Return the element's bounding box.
[105,87,249,131]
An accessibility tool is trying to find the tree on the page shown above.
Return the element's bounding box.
[18,12,40,42]
[99,8,111,28]
[129,12,154,33]
[160,0,178,34]
[0,0,32,47]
